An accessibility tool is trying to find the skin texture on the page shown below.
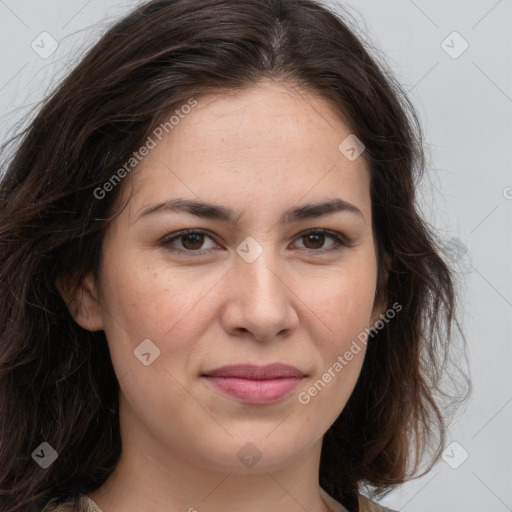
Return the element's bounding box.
[59,79,387,512]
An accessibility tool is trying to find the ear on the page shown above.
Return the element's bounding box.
[370,296,387,327]
[55,271,104,332]
[370,250,391,326]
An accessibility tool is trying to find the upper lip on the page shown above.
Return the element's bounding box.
[203,363,305,380]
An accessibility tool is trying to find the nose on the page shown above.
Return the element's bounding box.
[220,244,299,342]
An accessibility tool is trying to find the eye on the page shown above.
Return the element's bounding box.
[161,228,351,256]
[161,230,219,255]
[291,229,350,253]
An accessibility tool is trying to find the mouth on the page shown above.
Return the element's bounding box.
[202,363,306,405]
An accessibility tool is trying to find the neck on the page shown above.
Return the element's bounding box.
[89,446,338,512]
[87,397,344,512]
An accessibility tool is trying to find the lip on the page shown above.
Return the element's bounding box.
[202,364,305,404]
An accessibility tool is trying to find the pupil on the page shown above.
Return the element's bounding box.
[183,233,203,250]
[305,233,324,249]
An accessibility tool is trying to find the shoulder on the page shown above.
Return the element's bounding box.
[320,487,398,512]
[358,495,399,512]
[40,494,93,512]
[42,493,397,512]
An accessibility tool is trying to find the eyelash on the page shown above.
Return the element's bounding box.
[160,229,352,257]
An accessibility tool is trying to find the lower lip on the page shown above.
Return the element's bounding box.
[203,376,303,404]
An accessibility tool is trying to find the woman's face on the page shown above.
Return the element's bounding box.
[76,80,384,473]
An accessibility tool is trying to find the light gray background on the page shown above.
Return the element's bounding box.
[1,1,511,510]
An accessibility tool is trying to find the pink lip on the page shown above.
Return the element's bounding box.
[202,364,305,404]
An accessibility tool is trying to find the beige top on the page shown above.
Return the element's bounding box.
[320,488,398,512]
[43,490,397,512]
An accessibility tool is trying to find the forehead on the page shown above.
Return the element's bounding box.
[123,80,371,221]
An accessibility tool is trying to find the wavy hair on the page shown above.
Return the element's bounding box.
[0,1,470,511]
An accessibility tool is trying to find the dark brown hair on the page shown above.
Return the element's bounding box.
[0,1,470,511]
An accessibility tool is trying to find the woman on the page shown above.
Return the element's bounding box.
[0,1,469,511]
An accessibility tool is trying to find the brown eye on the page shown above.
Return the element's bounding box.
[162,230,218,255]
[181,232,205,250]
[162,228,349,257]
[293,229,349,253]
[302,232,325,250]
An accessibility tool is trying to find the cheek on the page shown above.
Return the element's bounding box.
[305,258,378,341]
[298,256,377,398]
[295,269,375,427]
[98,257,220,358]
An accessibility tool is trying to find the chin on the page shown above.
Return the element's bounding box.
[189,428,320,474]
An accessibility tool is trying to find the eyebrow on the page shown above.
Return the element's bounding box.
[135,197,365,225]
